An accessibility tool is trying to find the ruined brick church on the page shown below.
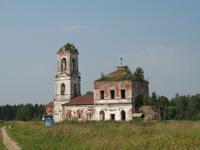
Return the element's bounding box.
[53,43,150,122]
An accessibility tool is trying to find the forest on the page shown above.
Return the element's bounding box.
[141,93,200,120]
[0,104,45,121]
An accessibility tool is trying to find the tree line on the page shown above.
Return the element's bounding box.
[140,93,200,120]
[0,104,45,121]
[1,94,200,121]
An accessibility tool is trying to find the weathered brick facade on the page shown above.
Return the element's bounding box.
[94,81,133,104]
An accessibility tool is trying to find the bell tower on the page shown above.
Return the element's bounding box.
[54,43,81,122]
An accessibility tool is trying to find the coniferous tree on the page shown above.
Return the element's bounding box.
[133,67,144,81]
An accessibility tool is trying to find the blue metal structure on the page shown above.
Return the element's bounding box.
[42,115,54,127]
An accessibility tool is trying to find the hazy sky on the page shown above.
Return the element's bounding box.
[0,0,200,105]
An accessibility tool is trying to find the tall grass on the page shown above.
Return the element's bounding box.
[6,120,200,150]
[0,131,6,150]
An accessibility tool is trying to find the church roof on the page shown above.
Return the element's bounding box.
[63,96,94,106]
[57,42,78,54]
[95,65,134,82]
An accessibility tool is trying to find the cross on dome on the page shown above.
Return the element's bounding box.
[120,57,124,65]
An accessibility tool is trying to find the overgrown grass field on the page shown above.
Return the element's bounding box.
[0,133,5,150]
[6,121,200,150]
[0,138,5,150]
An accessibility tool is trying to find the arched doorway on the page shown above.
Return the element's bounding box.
[121,111,126,120]
[100,110,105,121]
[110,114,115,121]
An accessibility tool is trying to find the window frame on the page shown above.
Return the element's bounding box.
[121,89,126,99]
[100,90,104,99]
[110,90,115,99]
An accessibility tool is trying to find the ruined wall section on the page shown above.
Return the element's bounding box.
[94,81,133,105]
[132,80,149,98]
[94,104,133,121]
[62,105,95,121]
[139,106,161,120]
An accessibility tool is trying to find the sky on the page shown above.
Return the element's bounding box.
[0,0,200,105]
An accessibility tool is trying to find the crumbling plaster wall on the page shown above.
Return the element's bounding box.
[94,104,132,121]
[54,101,68,122]
[62,105,95,121]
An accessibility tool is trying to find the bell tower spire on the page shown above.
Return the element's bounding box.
[54,42,81,122]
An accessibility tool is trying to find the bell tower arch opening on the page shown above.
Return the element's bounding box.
[61,58,67,72]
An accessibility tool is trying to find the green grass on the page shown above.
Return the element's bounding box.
[6,120,200,150]
[0,131,5,150]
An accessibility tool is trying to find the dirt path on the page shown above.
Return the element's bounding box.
[1,126,21,150]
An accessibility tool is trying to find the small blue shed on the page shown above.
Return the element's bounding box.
[42,115,54,127]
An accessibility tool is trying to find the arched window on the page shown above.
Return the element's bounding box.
[61,83,65,95]
[61,58,66,72]
[87,113,92,120]
[121,111,126,120]
[77,110,82,119]
[68,113,71,119]
[100,110,105,121]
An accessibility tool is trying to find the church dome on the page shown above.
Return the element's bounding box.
[95,65,134,82]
